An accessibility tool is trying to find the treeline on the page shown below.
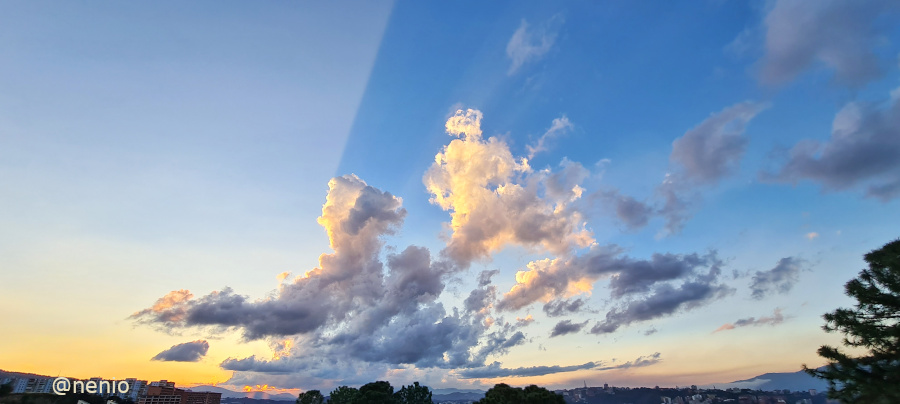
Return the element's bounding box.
[297,381,563,404]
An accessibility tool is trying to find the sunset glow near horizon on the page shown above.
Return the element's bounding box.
[2,0,900,395]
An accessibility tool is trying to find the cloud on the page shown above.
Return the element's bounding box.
[527,115,573,158]
[458,361,598,379]
[456,353,661,379]
[714,308,786,333]
[759,0,899,86]
[131,289,193,326]
[596,352,662,370]
[495,244,733,334]
[643,328,658,336]
[133,174,513,371]
[515,315,534,327]
[495,245,621,312]
[590,281,734,335]
[595,190,653,230]
[655,175,691,237]
[549,320,588,338]
[424,109,593,266]
[542,298,586,318]
[670,102,770,184]
[606,252,723,298]
[658,101,768,236]
[132,175,413,340]
[132,110,617,385]
[806,232,819,240]
[130,108,724,387]
[762,92,900,201]
[151,340,209,362]
[497,248,726,313]
[749,257,803,299]
[506,15,563,75]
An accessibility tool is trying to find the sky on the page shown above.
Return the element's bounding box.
[1,0,900,395]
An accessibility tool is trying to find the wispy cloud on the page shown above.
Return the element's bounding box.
[457,353,661,379]
[749,257,803,300]
[527,115,573,158]
[506,15,564,75]
[714,308,786,333]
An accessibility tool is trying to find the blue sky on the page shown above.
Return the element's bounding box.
[1,0,899,394]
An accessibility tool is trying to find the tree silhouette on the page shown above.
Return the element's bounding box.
[327,386,361,404]
[0,383,12,397]
[296,390,324,404]
[522,384,565,404]
[476,383,563,404]
[394,382,432,404]
[804,238,900,403]
[358,381,395,404]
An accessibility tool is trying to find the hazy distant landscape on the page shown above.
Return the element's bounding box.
[2,0,899,402]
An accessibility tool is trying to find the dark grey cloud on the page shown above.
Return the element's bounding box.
[458,361,598,379]
[657,102,767,236]
[762,97,900,201]
[643,328,658,336]
[596,352,662,370]
[542,298,586,318]
[221,356,307,374]
[478,269,500,287]
[594,190,653,230]
[591,281,734,335]
[498,246,726,315]
[607,252,722,298]
[670,102,769,184]
[613,194,653,229]
[549,320,588,338]
[457,353,662,379]
[759,0,899,86]
[714,308,786,333]
[152,340,209,362]
[497,245,732,334]
[471,328,527,366]
[656,178,691,236]
[749,257,803,299]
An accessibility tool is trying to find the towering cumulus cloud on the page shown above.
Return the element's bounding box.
[424,109,593,266]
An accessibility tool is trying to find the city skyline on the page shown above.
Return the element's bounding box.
[2,0,899,395]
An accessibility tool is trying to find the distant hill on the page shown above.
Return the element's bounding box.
[716,369,830,392]
[189,386,296,401]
